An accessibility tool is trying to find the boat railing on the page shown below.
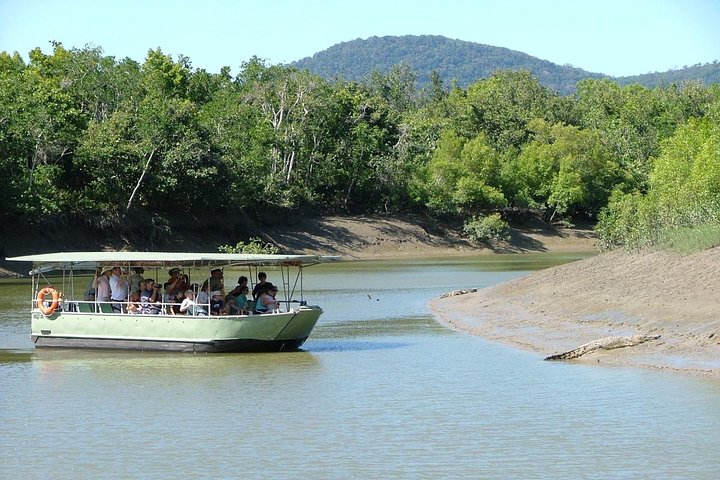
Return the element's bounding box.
[44,299,296,316]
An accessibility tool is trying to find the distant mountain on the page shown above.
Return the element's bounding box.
[615,61,720,89]
[291,35,720,95]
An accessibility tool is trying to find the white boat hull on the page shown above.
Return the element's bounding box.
[30,306,323,352]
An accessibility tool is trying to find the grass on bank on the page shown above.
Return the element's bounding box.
[656,221,720,254]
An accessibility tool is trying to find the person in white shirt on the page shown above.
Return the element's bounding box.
[180,290,206,316]
[109,266,129,313]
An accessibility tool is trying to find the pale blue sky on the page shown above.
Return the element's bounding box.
[1,0,718,77]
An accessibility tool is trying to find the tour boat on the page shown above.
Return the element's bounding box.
[7,251,339,352]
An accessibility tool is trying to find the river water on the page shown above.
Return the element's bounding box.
[1,254,719,479]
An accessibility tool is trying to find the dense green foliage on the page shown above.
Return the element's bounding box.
[596,95,720,249]
[463,213,511,244]
[292,35,720,95]
[218,237,280,254]
[1,43,719,250]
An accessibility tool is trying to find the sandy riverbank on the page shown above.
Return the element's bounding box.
[262,214,598,259]
[0,214,596,274]
[429,247,720,377]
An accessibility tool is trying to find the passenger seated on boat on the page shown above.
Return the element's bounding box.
[197,283,210,310]
[226,275,248,304]
[179,290,206,316]
[255,286,280,314]
[139,278,162,314]
[169,289,186,315]
[252,272,273,302]
[228,285,251,315]
[209,291,225,315]
[209,268,225,297]
[127,290,142,314]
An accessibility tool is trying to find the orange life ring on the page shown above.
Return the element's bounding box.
[36,287,61,316]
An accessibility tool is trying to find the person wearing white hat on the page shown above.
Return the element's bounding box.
[209,290,225,315]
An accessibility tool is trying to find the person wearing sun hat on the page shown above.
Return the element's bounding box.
[209,290,225,315]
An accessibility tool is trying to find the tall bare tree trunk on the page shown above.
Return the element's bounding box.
[126,148,157,213]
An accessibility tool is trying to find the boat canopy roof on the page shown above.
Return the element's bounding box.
[7,251,341,275]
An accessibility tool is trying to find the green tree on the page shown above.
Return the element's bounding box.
[313,80,401,211]
[649,117,720,225]
[456,70,558,150]
[198,72,273,211]
[425,130,506,216]
[0,51,29,217]
[366,64,419,114]
[0,45,86,216]
[506,120,624,220]
[575,79,715,191]
[596,108,720,249]
[74,48,221,215]
[237,58,332,208]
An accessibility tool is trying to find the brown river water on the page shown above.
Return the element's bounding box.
[2,254,719,479]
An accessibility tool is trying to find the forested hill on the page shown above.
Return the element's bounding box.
[291,35,602,95]
[616,61,720,89]
[291,35,720,95]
